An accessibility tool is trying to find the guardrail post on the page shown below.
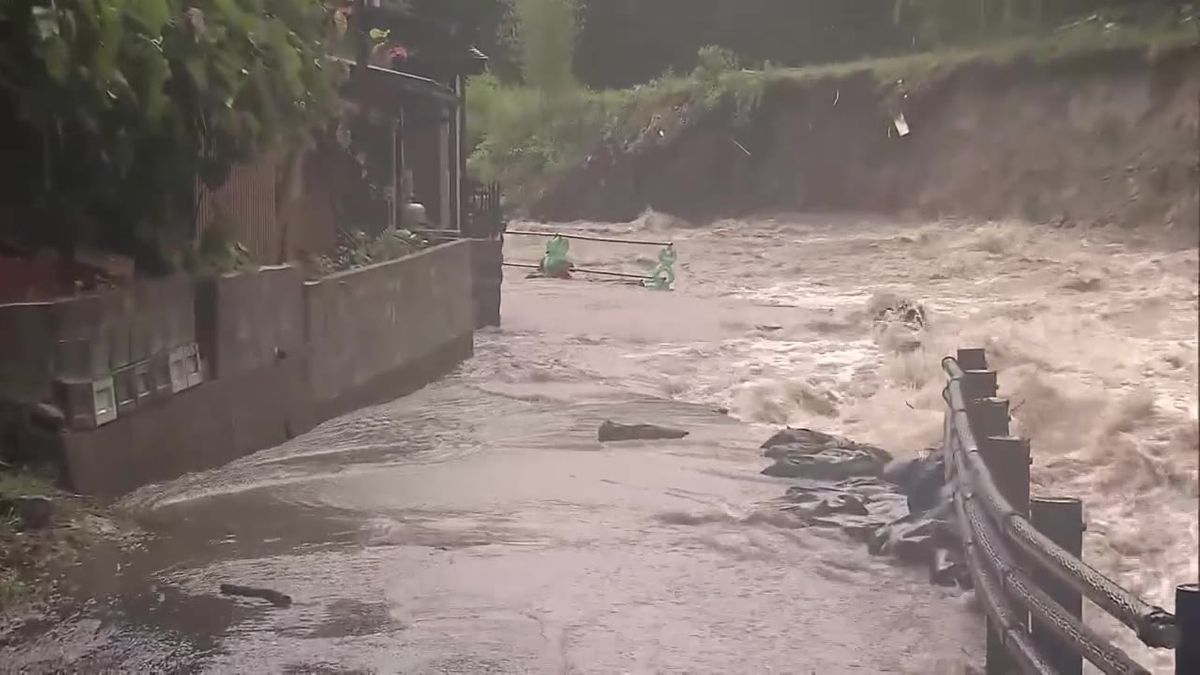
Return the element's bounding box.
[968,395,1029,675]
[979,434,1031,675]
[1179,583,1200,675]
[967,398,1010,440]
[957,348,989,371]
[962,369,999,400]
[1031,497,1084,675]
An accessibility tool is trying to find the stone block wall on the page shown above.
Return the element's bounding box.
[2,241,478,500]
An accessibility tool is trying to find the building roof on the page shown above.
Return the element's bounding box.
[332,56,460,109]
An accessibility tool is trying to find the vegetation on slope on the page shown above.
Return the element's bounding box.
[467,1,1199,208]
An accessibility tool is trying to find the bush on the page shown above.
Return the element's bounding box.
[0,0,341,265]
[309,228,430,277]
[467,79,627,186]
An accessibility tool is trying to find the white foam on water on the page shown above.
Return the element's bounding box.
[514,214,1196,671]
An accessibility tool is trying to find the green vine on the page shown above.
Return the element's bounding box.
[0,0,343,266]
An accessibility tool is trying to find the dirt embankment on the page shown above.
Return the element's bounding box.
[532,45,1200,237]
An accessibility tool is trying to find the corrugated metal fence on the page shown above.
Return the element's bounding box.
[194,155,283,264]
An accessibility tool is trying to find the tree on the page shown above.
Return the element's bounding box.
[513,0,578,93]
[0,0,341,267]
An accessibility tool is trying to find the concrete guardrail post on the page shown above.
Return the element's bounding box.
[1030,497,1084,675]
[1179,583,1199,675]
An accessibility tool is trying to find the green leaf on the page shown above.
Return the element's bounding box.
[125,0,171,33]
[42,36,70,82]
[184,55,208,92]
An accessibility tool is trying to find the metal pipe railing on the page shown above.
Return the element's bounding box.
[948,434,1149,674]
[939,350,1187,674]
[943,358,1177,649]
[505,229,673,248]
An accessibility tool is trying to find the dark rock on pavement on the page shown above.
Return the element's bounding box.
[2,495,55,530]
[760,428,892,480]
[767,430,971,588]
[598,420,689,442]
[883,451,948,512]
[220,584,293,608]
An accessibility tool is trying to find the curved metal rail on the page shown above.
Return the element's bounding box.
[940,353,1180,674]
[943,358,1177,649]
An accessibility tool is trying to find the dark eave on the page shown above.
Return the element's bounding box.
[332,56,459,108]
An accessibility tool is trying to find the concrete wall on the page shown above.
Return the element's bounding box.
[1,241,478,500]
[305,241,475,419]
[0,276,194,423]
[468,239,503,329]
[62,356,309,497]
[195,265,306,380]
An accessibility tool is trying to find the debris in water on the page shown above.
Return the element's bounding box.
[220,584,293,607]
[598,420,689,442]
[765,430,970,588]
[893,113,911,137]
[760,428,893,480]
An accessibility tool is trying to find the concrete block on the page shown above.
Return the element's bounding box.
[150,352,172,399]
[133,361,154,406]
[54,376,117,429]
[113,366,138,416]
[169,345,190,393]
[195,266,305,381]
[0,302,56,402]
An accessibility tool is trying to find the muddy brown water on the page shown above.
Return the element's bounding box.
[4,214,1196,674]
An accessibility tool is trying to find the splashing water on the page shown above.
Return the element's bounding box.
[506,212,1197,670]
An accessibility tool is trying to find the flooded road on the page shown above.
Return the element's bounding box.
[5,214,1196,673]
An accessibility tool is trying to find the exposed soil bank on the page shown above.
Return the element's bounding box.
[532,44,1199,239]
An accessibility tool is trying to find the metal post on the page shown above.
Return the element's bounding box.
[980,436,1031,515]
[969,395,1025,675]
[968,397,1011,440]
[980,435,1031,675]
[962,369,999,400]
[958,347,989,371]
[1179,583,1200,675]
[1031,497,1084,675]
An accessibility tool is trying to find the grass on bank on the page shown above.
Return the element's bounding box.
[0,470,100,614]
[467,19,1199,209]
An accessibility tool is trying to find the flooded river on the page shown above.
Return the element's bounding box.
[4,214,1196,673]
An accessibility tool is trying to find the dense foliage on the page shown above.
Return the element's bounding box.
[574,0,1196,87]
[0,0,340,266]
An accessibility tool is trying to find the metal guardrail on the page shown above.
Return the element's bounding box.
[942,348,1196,675]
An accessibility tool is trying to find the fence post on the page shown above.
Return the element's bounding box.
[1179,583,1200,675]
[1031,497,1084,675]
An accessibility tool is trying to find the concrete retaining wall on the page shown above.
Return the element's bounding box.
[195,265,306,380]
[2,241,478,500]
[305,241,474,413]
[469,239,503,328]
